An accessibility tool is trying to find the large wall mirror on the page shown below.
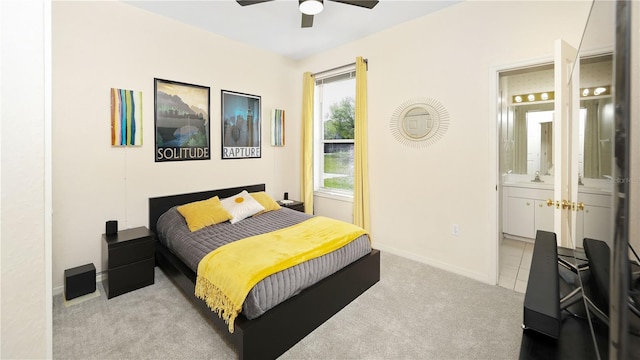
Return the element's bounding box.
[515,0,639,358]
[570,1,638,359]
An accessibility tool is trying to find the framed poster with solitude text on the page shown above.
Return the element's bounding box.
[154,78,210,162]
[221,90,261,159]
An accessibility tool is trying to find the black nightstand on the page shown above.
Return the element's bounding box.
[102,226,155,299]
[278,200,305,213]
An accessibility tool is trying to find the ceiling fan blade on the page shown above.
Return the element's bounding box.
[329,0,379,9]
[236,0,274,6]
[301,14,314,28]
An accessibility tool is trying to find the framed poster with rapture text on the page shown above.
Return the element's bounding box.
[221,90,261,159]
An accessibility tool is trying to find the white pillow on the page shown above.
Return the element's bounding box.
[220,190,265,224]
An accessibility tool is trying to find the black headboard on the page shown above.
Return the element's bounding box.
[148,184,266,234]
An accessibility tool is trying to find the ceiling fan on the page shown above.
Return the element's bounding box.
[236,0,379,28]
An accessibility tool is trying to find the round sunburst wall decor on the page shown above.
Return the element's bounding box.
[389,97,450,148]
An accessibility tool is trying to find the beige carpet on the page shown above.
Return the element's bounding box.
[53,251,524,359]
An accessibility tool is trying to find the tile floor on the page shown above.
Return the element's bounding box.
[498,237,534,293]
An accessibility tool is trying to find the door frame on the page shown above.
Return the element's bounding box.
[489,55,555,285]
[489,46,613,285]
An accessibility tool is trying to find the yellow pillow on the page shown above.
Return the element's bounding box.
[177,196,232,232]
[250,191,282,216]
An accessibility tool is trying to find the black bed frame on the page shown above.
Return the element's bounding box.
[148,184,381,360]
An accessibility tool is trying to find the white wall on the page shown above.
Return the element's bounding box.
[52,1,300,290]
[298,0,595,283]
[51,0,621,289]
[1,0,52,358]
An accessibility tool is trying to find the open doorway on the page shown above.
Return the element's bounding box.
[497,63,554,292]
[495,54,614,291]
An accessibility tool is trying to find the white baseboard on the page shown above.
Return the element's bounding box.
[374,243,491,285]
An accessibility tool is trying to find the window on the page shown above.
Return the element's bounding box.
[314,68,356,195]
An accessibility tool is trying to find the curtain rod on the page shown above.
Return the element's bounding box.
[312,58,368,77]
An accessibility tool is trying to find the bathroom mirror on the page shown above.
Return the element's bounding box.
[514,103,554,176]
[502,56,612,179]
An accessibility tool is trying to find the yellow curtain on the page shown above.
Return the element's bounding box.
[353,57,370,231]
[301,72,315,214]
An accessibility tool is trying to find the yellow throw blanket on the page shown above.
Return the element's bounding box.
[194,216,368,333]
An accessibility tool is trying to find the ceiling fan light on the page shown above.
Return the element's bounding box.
[299,0,323,15]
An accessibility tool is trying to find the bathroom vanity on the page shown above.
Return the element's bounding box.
[502,181,613,247]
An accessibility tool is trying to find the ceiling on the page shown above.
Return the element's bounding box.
[124,0,460,60]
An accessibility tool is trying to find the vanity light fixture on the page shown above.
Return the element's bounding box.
[593,87,607,95]
[580,85,610,97]
[512,93,544,104]
[511,91,553,103]
[512,85,610,105]
[299,0,323,15]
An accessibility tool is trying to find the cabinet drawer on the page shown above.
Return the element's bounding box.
[578,193,612,208]
[108,239,154,268]
[505,186,553,200]
[106,258,154,298]
[288,203,305,212]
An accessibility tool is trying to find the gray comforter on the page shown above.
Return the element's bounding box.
[156,207,371,319]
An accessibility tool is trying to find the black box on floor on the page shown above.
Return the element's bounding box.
[64,263,96,300]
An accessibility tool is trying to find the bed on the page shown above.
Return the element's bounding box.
[149,184,381,360]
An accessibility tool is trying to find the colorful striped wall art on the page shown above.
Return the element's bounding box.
[271,109,285,146]
[111,88,142,146]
